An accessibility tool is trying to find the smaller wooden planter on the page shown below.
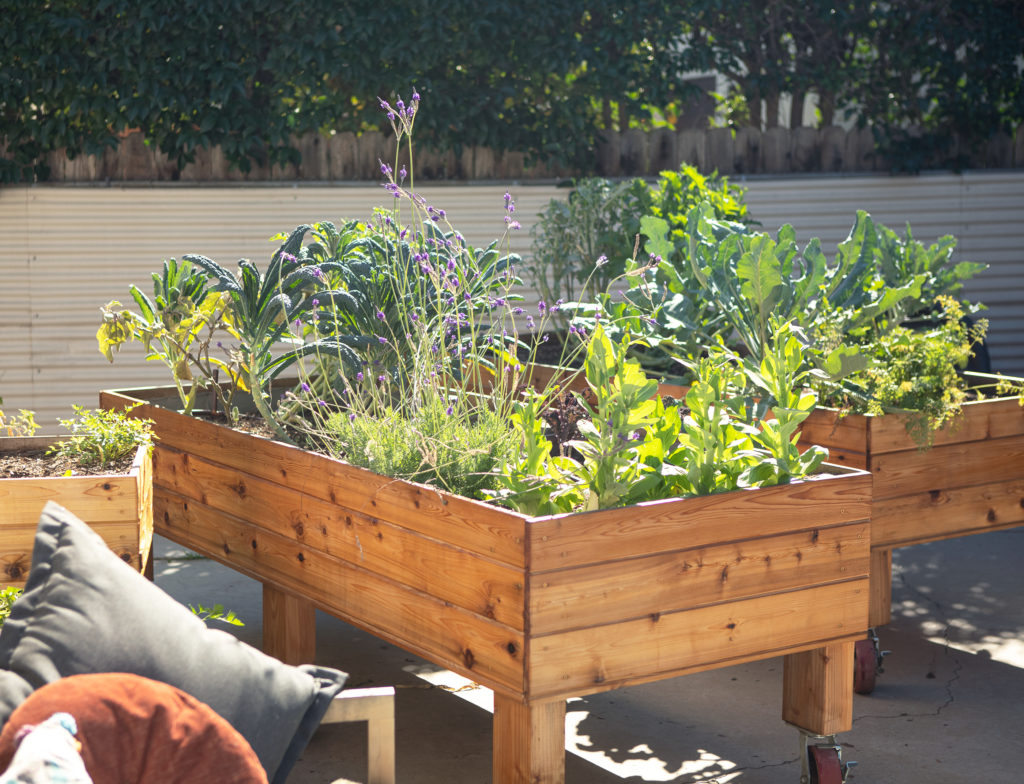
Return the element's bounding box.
[800,374,1024,630]
[0,437,154,587]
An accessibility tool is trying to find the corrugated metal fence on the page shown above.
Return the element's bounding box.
[1,172,1021,432]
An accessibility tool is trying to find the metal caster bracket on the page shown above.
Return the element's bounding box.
[798,730,857,784]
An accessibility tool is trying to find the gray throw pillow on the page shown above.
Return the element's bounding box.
[0,501,346,784]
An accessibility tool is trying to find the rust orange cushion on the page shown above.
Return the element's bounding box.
[0,673,268,784]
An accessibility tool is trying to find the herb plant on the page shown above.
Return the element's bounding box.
[818,297,988,446]
[281,92,572,487]
[48,406,155,470]
[0,406,39,438]
[321,396,517,498]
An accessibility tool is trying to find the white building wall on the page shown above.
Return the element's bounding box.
[1,172,1021,432]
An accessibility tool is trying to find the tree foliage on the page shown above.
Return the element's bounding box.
[1,0,1021,181]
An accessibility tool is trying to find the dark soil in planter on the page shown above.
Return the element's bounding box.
[0,449,136,479]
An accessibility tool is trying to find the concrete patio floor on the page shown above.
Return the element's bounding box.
[155,526,1024,784]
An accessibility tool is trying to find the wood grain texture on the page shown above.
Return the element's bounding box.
[263,583,317,666]
[529,523,869,635]
[799,409,870,453]
[492,695,567,784]
[868,395,1024,454]
[153,445,526,630]
[872,478,1024,548]
[155,488,526,695]
[781,641,855,735]
[102,390,528,567]
[0,440,152,585]
[869,434,1024,501]
[0,472,140,522]
[528,472,871,571]
[868,549,893,628]
[527,579,867,700]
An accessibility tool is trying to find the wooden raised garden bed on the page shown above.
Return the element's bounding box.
[102,384,871,784]
[0,437,153,587]
[800,373,1024,688]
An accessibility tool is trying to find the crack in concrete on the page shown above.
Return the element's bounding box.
[690,755,801,784]
[854,564,962,724]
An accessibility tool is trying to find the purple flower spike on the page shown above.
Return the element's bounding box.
[399,165,407,183]
[349,413,356,422]
[301,382,311,392]
[412,90,420,102]
[376,310,386,320]
[446,405,453,416]
[356,372,364,382]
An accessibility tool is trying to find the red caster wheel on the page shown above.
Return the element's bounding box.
[799,733,856,784]
[853,637,877,694]
[808,744,843,784]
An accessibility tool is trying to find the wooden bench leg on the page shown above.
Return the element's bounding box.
[262,583,316,665]
[869,548,893,628]
[492,694,566,784]
[782,641,855,736]
[321,687,396,784]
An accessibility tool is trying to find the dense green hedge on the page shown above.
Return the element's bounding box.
[0,1,698,182]
[2,1,1021,182]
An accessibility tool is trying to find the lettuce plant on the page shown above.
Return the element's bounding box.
[487,320,828,515]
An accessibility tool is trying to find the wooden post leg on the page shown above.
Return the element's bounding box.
[492,694,566,784]
[262,583,316,665]
[782,641,855,736]
[869,548,893,628]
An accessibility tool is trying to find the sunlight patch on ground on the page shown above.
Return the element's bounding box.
[402,664,742,781]
[895,599,1024,670]
[566,708,740,782]
[922,632,1024,669]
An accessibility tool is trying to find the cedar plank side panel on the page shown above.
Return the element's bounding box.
[799,410,870,454]
[869,434,1024,501]
[527,579,867,700]
[156,488,526,696]
[529,523,869,635]
[868,396,1024,455]
[154,446,526,630]
[0,521,141,587]
[528,473,871,571]
[101,391,528,567]
[872,478,1024,547]
[0,473,140,522]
